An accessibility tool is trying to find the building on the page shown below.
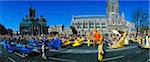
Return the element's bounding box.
[48,24,63,34]
[48,25,73,35]
[71,0,134,35]
[19,7,49,35]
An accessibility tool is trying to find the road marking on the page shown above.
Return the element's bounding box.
[49,46,139,53]
[49,57,76,62]
[14,52,25,58]
[8,57,16,62]
[66,50,73,52]
[102,55,124,61]
[106,46,138,52]
[86,50,90,53]
[136,50,145,53]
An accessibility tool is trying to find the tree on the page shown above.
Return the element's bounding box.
[132,9,149,34]
[0,24,13,36]
[0,24,8,35]
[7,29,13,36]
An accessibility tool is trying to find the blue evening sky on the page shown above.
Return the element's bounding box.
[0,0,149,31]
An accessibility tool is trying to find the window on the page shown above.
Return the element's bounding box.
[102,23,105,25]
[77,26,80,28]
[74,17,76,19]
[78,22,80,25]
[112,5,115,12]
[83,25,86,28]
[102,26,106,29]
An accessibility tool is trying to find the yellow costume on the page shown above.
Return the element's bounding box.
[47,37,51,41]
[87,39,90,47]
[61,38,65,43]
[137,37,142,45]
[97,36,104,61]
[87,32,91,47]
[98,42,104,61]
[63,39,71,46]
[141,38,145,47]
[131,36,135,43]
[72,38,82,47]
[92,28,97,46]
[124,37,129,45]
[110,32,126,48]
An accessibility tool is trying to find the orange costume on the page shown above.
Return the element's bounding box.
[95,31,101,41]
[92,28,102,46]
[92,28,97,46]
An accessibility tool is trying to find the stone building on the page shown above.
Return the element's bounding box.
[48,24,63,34]
[19,7,49,35]
[71,0,134,35]
[48,25,73,35]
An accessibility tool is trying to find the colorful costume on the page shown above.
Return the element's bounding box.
[142,36,150,48]
[72,38,82,47]
[49,38,61,50]
[87,39,90,47]
[124,36,129,45]
[131,36,135,43]
[92,28,97,46]
[110,32,126,48]
[87,32,91,47]
[97,43,104,61]
[63,39,71,46]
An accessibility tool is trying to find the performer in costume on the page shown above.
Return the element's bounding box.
[137,35,142,45]
[124,34,129,46]
[50,37,62,50]
[95,31,101,41]
[142,33,150,48]
[92,27,102,47]
[92,28,97,47]
[87,32,91,47]
[97,35,104,61]
[72,36,82,47]
[62,37,71,47]
[41,43,47,59]
[130,34,135,43]
[110,30,127,48]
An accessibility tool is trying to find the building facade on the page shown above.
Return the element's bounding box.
[71,0,134,35]
[48,25,63,34]
[19,7,49,35]
[48,25,73,35]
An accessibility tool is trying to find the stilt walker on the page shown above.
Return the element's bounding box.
[97,35,104,61]
[92,27,97,47]
[41,43,47,59]
[87,32,91,47]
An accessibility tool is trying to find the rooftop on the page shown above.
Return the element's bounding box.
[73,15,107,19]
